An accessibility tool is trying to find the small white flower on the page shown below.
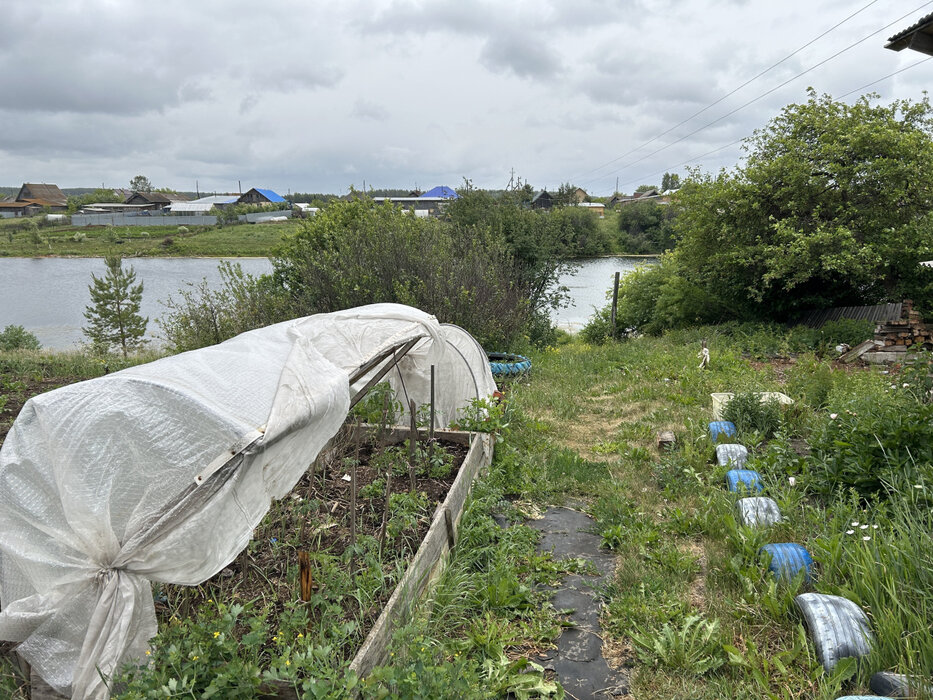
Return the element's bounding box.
[830,413,838,420]
[873,525,879,530]
[851,521,859,526]
[788,477,796,486]
[903,382,910,388]
[846,529,855,535]
[915,484,924,490]
[860,524,869,530]
[863,536,871,541]
[891,384,897,389]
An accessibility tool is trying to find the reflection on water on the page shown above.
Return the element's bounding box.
[551,256,656,333]
[0,257,272,350]
[0,255,653,350]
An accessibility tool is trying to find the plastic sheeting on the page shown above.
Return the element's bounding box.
[0,303,495,699]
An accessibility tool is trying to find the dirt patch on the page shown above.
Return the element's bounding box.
[158,427,470,664]
[683,540,708,611]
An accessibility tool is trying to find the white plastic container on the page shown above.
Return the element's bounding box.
[711,392,794,420]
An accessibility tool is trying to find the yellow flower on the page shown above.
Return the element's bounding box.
[192,655,199,661]
[297,633,304,638]
[213,631,220,638]
[145,650,151,656]
[273,636,278,642]
[285,660,291,667]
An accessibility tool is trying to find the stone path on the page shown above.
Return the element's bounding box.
[528,507,630,699]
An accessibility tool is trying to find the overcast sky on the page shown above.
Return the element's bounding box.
[0,0,930,196]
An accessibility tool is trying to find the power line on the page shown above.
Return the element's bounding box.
[615,57,933,192]
[585,0,933,191]
[839,56,933,98]
[572,0,883,185]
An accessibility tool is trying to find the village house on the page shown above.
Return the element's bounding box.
[372,185,459,216]
[124,190,190,211]
[531,190,553,209]
[237,188,286,205]
[0,183,68,218]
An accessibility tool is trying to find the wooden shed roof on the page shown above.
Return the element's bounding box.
[796,303,903,328]
[18,183,67,206]
[885,12,933,54]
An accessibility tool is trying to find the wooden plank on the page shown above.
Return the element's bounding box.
[30,668,68,699]
[349,432,494,680]
[355,424,472,446]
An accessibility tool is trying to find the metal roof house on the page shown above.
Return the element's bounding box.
[238,188,286,205]
[419,185,459,199]
[124,191,190,210]
[885,12,933,55]
[372,186,458,216]
[169,195,239,213]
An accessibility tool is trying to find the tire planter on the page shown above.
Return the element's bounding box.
[759,543,813,584]
[716,443,749,468]
[735,497,782,527]
[708,420,737,442]
[870,670,933,698]
[795,593,874,672]
[487,352,532,378]
[725,469,763,494]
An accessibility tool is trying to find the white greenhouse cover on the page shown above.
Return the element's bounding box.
[0,304,495,699]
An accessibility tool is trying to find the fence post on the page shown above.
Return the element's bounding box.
[610,271,620,338]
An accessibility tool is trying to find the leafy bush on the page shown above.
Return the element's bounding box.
[0,325,40,351]
[617,200,676,254]
[275,199,542,349]
[808,391,933,496]
[722,392,782,438]
[158,261,292,352]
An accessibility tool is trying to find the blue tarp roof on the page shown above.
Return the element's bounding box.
[254,188,285,202]
[419,186,459,199]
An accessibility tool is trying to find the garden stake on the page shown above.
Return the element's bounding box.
[429,364,436,462]
[350,422,360,576]
[378,469,393,559]
[408,399,417,492]
[298,551,314,602]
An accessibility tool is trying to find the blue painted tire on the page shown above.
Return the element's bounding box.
[709,420,736,442]
[795,593,874,672]
[725,469,763,494]
[487,352,532,378]
[759,543,813,583]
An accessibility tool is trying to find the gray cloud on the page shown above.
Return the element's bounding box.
[479,32,563,79]
[0,0,921,195]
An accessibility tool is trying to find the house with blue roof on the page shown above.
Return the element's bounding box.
[238,188,286,205]
[419,185,459,199]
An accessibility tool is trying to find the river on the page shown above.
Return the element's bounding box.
[0,256,654,350]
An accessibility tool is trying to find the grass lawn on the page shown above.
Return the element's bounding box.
[0,216,302,258]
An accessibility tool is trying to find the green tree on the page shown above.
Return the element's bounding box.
[674,90,933,319]
[0,325,41,351]
[129,175,153,192]
[634,184,658,193]
[617,200,677,254]
[661,172,680,191]
[83,254,148,356]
